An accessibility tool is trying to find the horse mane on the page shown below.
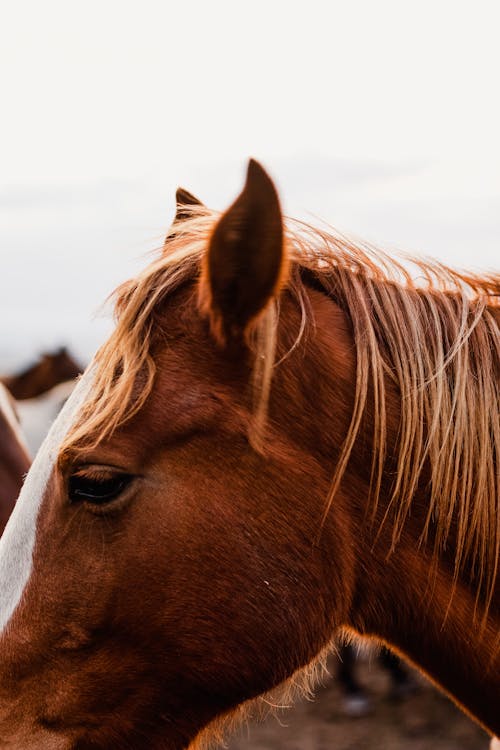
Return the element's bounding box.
[61,207,500,618]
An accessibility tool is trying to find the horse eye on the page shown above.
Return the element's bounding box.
[68,472,133,505]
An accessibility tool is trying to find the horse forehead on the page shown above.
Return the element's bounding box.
[0,368,95,633]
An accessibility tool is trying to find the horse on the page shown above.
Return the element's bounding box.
[0,383,31,535]
[0,160,497,749]
[16,379,78,455]
[1,346,81,400]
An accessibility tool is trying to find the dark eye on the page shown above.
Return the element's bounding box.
[68,471,133,505]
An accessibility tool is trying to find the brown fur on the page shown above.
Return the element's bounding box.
[0,162,497,749]
[2,347,81,400]
[0,384,30,533]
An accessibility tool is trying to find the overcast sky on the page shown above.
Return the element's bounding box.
[1,0,498,368]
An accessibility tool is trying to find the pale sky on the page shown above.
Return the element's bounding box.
[1,0,498,368]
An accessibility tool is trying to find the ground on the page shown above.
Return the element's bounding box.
[227,655,489,750]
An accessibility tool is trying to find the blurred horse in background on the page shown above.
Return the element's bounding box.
[1,346,81,400]
[16,380,79,456]
[0,383,30,534]
[1,348,82,454]
[0,161,497,749]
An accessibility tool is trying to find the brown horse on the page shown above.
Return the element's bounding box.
[0,384,30,534]
[1,347,81,400]
[0,160,497,749]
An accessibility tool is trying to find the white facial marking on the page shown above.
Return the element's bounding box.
[0,366,95,632]
[0,383,30,457]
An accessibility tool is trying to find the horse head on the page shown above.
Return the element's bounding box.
[0,161,497,748]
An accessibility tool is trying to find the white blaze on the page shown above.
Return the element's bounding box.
[0,366,95,632]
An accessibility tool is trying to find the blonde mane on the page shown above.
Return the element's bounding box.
[62,208,500,617]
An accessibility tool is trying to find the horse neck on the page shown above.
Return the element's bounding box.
[315,406,500,733]
[293,287,499,736]
[343,486,500,735]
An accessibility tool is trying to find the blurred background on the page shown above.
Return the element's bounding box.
[1,1,498,747]
[1,0,498,371]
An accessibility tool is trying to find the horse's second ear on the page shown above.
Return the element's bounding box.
[200,159,287,344]
[174,188,205,223]
[164,188,206,246]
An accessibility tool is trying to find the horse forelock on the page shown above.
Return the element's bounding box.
[59,209,500,620]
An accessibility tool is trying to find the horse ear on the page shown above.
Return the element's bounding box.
[174,187,205,223]
[164,188,206,246]
[199,159,287,344]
